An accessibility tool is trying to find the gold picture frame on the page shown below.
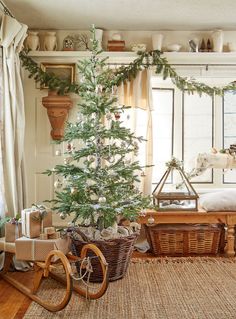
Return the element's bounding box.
[40,63,76,88]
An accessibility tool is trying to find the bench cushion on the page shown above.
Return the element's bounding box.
[199,190,236,211]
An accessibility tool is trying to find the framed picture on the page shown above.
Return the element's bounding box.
[40,63,76,88]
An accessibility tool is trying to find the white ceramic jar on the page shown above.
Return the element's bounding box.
[212,29,223,52]
[43,31,58,51]
[25,31,40,50]
[152,33,164,51]
[94,29,103,50]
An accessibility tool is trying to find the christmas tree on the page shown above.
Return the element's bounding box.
[46,26,151,233]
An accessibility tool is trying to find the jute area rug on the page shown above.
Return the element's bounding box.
[23,257,236,319]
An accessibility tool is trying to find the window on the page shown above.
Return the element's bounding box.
[151,74,236,191]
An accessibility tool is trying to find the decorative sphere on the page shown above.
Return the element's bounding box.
[147,216,155,224]
[109,169,116,177]
[55,150,61,156]
[108,156,115,163]
[139,210,147,217]
[98,196,106,203]
[54,179,62,189]
[60,213,66,220]
[70,187,77,194]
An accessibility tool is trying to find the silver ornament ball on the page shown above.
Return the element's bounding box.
[147,216,155,224]
[60,213,66,220]
[98,196,106,203]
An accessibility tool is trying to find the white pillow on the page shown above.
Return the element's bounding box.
[199,190,236,211]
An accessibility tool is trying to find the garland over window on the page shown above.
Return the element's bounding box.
[19,49,236,96]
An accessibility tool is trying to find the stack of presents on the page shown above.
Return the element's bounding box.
[3,206,71,261]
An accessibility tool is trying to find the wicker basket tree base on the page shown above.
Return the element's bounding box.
[71,229,138,282]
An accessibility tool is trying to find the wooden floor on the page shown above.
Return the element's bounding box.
[0,251,152,319]
[0,277,31,319]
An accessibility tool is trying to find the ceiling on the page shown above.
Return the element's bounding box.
[3,0,236,31]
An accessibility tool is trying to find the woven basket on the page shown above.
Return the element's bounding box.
[71,228,138,282]
[145,223,225,256]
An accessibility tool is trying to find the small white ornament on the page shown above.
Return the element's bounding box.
[55,150,61,156]
[87,155,96,162]
[139,210,147,217]
[59,213,66,220]
[108,156,115,163]
[77,112,82,121]
[147,216,155,224]
[109,169,116,177]
[87,179,96,186]
[64,157,73,164]
[54,179,62,189]
[112,33,122,41]
[70,187,77,194]
[98,196,106,203]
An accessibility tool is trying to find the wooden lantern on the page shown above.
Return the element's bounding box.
[42,90,73,140]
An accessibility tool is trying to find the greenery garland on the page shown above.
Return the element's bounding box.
[19,49,236,96]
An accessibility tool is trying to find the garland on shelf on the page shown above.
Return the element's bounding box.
[19,49,236,96]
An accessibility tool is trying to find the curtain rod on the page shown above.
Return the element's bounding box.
[0,0,14,18]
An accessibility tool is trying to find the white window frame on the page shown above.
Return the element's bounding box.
[151,70,236,193]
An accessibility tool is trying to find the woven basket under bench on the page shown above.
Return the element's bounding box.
[145,223,225,256]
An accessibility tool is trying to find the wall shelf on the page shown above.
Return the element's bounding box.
[28,51,236,65]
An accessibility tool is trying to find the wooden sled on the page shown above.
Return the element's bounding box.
[0,239,109,312]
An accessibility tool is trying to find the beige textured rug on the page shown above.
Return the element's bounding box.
[23,258,236,319]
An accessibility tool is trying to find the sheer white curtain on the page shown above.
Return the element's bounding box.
[0,14,28,217]
[0,47,5,218]
[118,69,153,196]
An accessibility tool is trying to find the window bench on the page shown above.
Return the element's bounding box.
[138,209,236,257]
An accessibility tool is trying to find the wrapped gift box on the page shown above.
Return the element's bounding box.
[21,208,52,238]
[15,236,71,262]
[5,222,22,242]
[0,237,16,253]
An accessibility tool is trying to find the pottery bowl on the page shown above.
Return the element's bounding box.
[166,44,181,52]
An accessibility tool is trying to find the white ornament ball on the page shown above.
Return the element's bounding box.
[55,150,61,156]
[147,216,155,224]
[98,196,107,203]
[109,169,116,177]
[64,158,69,164]
[70,187,77,194]
[109,156,115,163]
[87,155,96,162]
[60,213,66,220]
[54,179,62,189]
[139,210,147,217]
